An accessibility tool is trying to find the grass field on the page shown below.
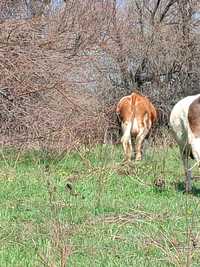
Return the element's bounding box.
[0,144,200,267]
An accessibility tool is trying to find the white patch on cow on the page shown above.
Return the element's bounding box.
[190,136,200,161]
[132,118,139,134]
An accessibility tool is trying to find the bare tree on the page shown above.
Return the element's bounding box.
[98,0,200,123]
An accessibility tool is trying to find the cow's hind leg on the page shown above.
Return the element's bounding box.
[191,138,200,164]
[135,128,149,161]
[121,121,132,161]
[135,114,150,161]
[181,138,200,192]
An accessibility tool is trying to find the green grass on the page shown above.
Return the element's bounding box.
[0,144,200,266]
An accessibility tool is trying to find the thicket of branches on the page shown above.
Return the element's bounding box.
[0,0,116,151]
[0,0,200,151]
[100,0,200,121]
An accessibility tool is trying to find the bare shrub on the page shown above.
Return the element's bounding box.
[1,0,199,150]
[0,1,116,152]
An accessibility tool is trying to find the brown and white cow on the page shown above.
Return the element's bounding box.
[170,94,200,192]
[116,90,157,161]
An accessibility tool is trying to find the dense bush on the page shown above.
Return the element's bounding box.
[0,0,199,151]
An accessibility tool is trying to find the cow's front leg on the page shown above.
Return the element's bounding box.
[181,146,192,193]
[183,157,192,193]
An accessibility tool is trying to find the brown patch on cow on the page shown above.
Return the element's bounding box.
[131,92,157,123]
[116,91,157,124]
[116,95,133,122]
[188,96,200,137]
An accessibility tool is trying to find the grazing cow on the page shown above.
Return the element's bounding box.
[170,94,200,192]
[116,90,157,161]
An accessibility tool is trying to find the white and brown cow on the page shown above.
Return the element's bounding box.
[116,90,157,161]
[170,94,200,192]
